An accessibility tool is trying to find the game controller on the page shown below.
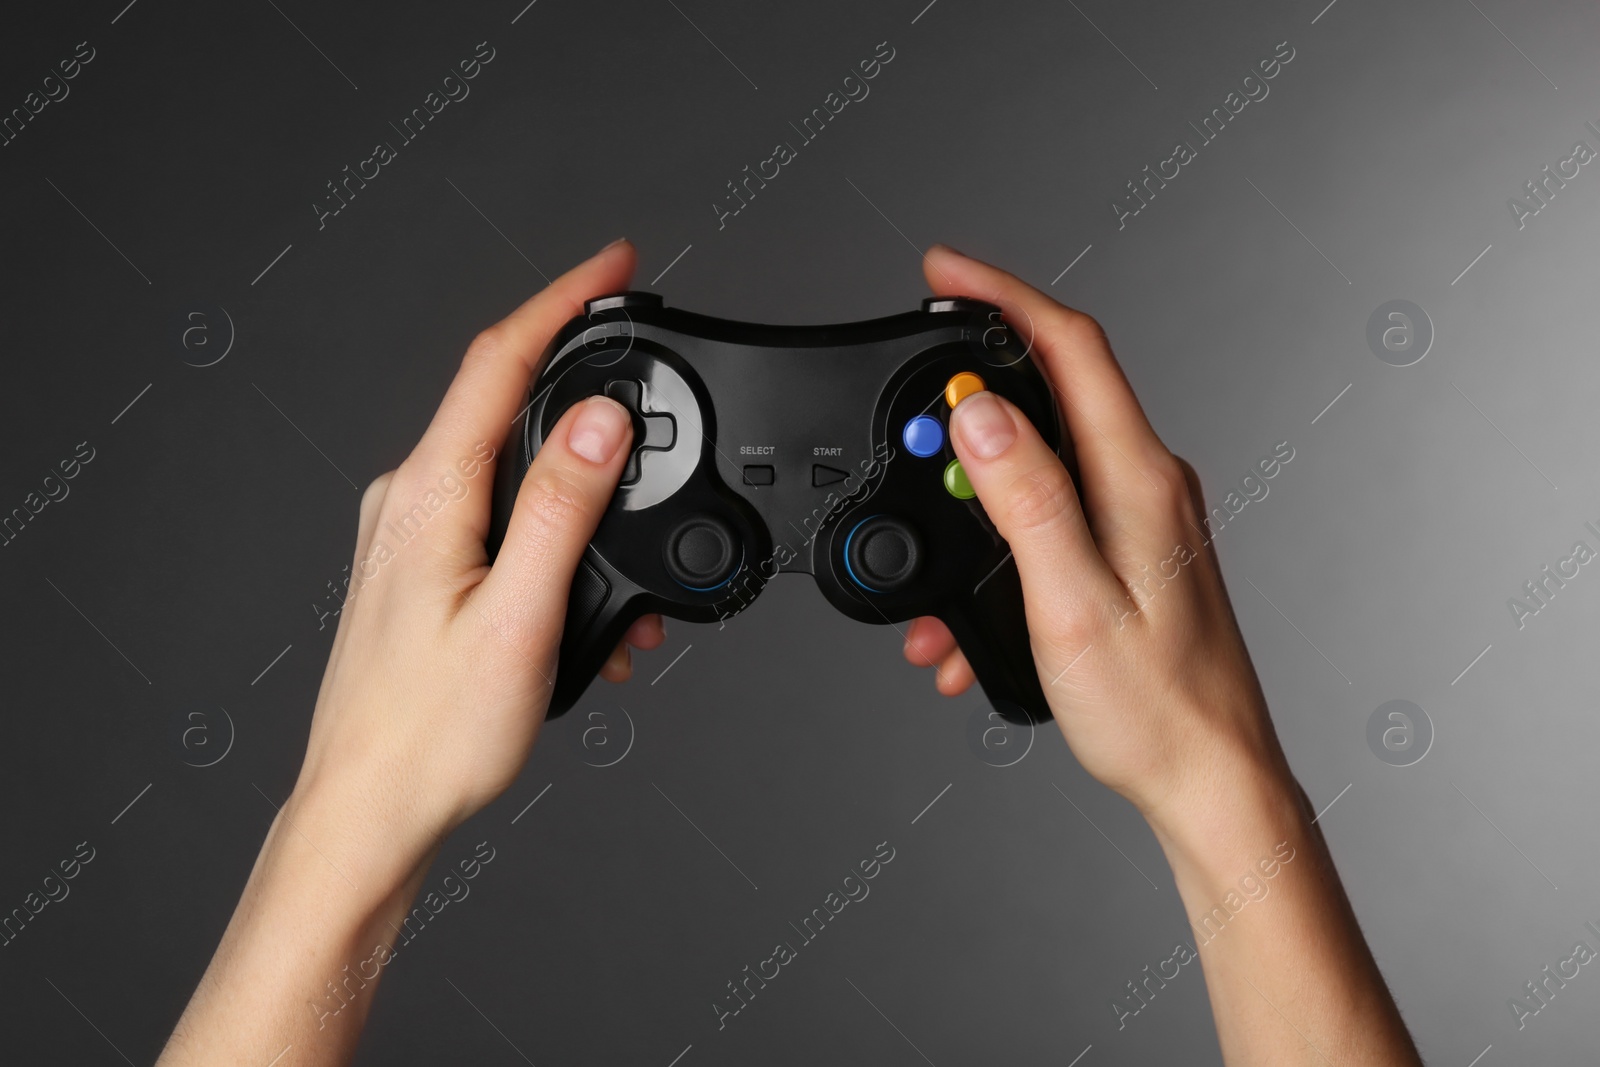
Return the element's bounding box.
[486,292,1074,724]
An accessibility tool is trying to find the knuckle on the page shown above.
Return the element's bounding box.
[466,325,506,363]
[1033,590,1101,660]
[1050,306,1110,350]
[1143,452,1191,507]
[1050,605,1100,654]
[517,465,591,537]
[1170,454,1206,514]
[361,470,395,514]
[386,459,434,506]
[1002,464,1077,534]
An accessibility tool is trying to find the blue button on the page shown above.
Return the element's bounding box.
[902,415,944,458]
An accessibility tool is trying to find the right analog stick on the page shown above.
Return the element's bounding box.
[844,516,923,594]
[663,515,739,591]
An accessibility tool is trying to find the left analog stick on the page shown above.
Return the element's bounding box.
[663,515,739,591]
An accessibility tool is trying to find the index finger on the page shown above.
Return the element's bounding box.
[921,245,1171,491]
[411,238,638,535]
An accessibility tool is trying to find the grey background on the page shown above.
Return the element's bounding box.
[1,0,1595,1063]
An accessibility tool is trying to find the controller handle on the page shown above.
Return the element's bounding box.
[487,430,652,720]
[546,550,650,718]
[936,552,1053,724]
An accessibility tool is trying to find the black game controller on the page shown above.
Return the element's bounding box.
[486,292,1074,724]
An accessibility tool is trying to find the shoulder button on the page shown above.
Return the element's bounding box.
[586,291,664,315]
[921,297,997,315]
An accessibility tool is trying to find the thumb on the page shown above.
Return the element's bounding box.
[947,390,1117,633]
[476,395,633,651]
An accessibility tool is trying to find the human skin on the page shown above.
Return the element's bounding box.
[903,245,1422,1064]
[156,239,660,1064]
[156,240,1420,1066]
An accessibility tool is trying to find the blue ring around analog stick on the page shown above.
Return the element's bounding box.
[842,515,882,593]
[902,415,944,458]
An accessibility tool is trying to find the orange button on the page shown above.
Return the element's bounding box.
[945,371,986,408]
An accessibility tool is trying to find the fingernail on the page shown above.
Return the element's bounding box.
[568,396,631,463]
[600,236,629,252]
[950,391,1015,460]
[929,242,966,258]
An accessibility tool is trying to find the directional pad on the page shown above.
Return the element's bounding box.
[604,379,677,486]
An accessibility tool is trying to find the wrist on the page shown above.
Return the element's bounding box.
[279,774,446,900]
[1137,743,1311,897]
[175,782,444,1060]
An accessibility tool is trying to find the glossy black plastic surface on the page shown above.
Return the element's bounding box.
[485,292,1074,723]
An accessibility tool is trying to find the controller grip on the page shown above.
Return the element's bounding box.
[546,551,644,719]
[938,552,1052,725]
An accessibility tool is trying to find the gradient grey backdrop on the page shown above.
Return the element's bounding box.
[2,0,1595,1063]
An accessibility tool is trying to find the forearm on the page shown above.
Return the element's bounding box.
[1145,752,1420,1066]
[157,786,440,1066]
[155,241,640,1063]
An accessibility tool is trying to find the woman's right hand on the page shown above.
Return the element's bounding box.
[903,245,1295,824]
[903,246,1421,1066]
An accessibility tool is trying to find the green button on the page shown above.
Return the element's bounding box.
[943,459,976,499]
